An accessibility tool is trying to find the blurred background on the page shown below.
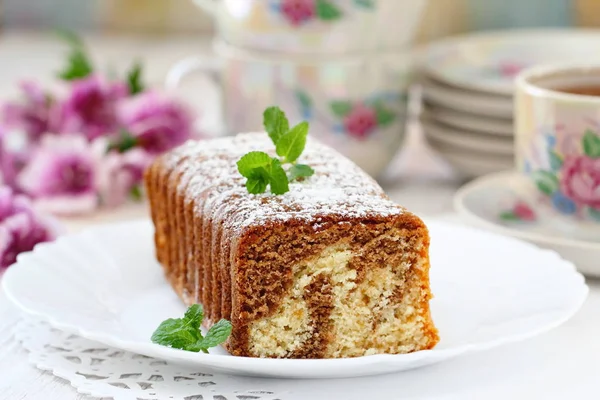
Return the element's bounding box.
[2,0,600,36]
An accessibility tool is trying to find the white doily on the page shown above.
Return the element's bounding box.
[14,318,285,400]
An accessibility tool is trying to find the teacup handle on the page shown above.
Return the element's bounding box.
[192,0,219,17]
[165,55,224,136]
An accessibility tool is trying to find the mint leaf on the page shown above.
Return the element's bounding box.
[183,304,204,330]
[583,129,600,158]
[268,158,289,194]
[246,176,269,194]
[330,101,353,117]
[263,106,289,146]
[276,121,309,163]
[237,151,272,178]
[152,304,232,353]
[288,164,315,181]
[126,61,145,95]
[57,30,93,81]
[151,317,201,350]
[531,170,559,195]
[189,319,233,353]
[316,0,342,20]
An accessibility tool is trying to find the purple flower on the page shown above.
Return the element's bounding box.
[119,91,194,154]
[16,134,105,215]
[1,81,62,141]
[61,75,128,140]
[98,148,153,207]
[0,186,59,269]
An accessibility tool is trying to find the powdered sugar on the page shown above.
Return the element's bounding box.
[162,132,405,233]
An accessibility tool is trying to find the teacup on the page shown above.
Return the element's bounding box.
[515,64,600,240]
[192,0,427,54]
[166,39,414,177]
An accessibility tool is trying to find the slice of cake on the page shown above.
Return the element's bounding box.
[145,132,439,358]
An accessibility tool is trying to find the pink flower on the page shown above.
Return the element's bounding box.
[16,134,105,215]
[513,202,535,221]
[0,128,28,189]
[98,148,153,207]
[119,91,194,154]
[498,62,526,78]
[1,81,62,141]
[343,104,377,139]
[0,186,59,269]
[61,75,128,140]
[560,155,600,209]
[281,0,315,25]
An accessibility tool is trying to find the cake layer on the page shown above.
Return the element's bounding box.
[145,133,439,358]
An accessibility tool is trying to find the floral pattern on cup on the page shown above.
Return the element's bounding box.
[530,128,600,221]
[293,89,397,140]
[499,201,537,223]
[272,0,375,26]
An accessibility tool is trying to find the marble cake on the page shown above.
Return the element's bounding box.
[144,132,439,358]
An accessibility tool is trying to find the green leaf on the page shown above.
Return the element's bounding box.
[57,29,93,81]
[316,0,342,20]
[499,211,519,221]
[183,304,204,331]
[268,158,290,195]
[589,208,600,221]
[531,170,559,195]
[295,90,313,109]
[549,151,563,171]
[354,0,375,8]
[330,101,353,117]
[288,164,315,181]
[582,129,600,158]
[150,317,201,350]
[189,319,233,353]
[276,121,309,163]
[263,106,289,146]
[129,185,143,202]
[237,151,272,178]
[126,61,145,95]
[108,130,138,153]
[246,177,269,194]
[374,105,396,126]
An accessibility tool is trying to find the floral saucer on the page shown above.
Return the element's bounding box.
[454,171,600,277]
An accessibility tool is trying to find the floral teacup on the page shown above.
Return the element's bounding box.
[515,64,600,240]
[166,40,414,177]
[192,0,427,54]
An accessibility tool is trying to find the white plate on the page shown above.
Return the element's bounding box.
[421,118,514,155]
[425,29,600,95]
[421,78,513,118]
[423,104,513,136]
[2,220,587,378]
[455,171,600,277]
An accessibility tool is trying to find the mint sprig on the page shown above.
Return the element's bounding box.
[151,304,232,353]
[237,107,315,195]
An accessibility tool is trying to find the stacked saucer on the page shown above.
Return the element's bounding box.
[420,29,600,178]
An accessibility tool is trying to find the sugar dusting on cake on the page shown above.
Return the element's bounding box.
[163,132,406,233]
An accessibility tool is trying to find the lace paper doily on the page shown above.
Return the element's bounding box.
[14,318,284,400]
